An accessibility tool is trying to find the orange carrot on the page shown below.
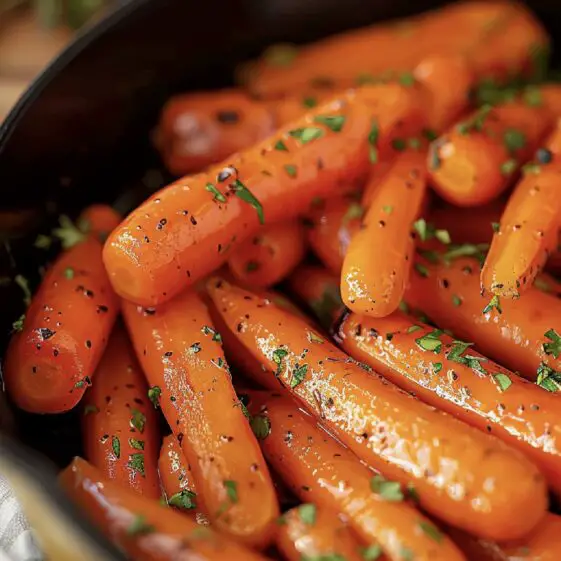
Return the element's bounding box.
[228,220,306,288]
[481,120,561,298]
[275,504,366,561]
[82,325,160,498]
[428,100,553,207]
[247,391,464,561]
[60,457,269,561]
[206,277,547,541]
[405,251,561,382]
[121,289,279,547]
[104,84,426,306]
[337,310,561,497]
[77,204,122,242]
[341,149,427,317]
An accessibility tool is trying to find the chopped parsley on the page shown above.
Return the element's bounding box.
[398,72,415,87]
[64,267,75,279]
[415,330,443,353]
[272,348,289,376]
[302,96,317,108]
[313,115,346,132]
[457,105,492,135]
[543,329,561,358]
[231,179,264,225]
[291,364,309,388]
[491,222,500,233]
[406,325,422,334]
[308,331,324,344]
[414,263,429,278]
[370,474,403,501]
[274,139,288,151]
[298,503,317,524]
[83,404,99,415]
[418,520,443,543]
[284,164,298,178]
[128,453,145,476]
[482,295,502,315]
[264,43,298,66]
[452,295,462,307]
[126,515,154,536]
[343,202,364,224]
[368,120,380,164]
[361,544,383,561]
[112,436,120,458]
[493,372,512,392]
[205,182,226,203]
[250,414,271,440]
[536,362,561,392]
[129,438,145,450]
[288,127,325,144]
[15,275,31,307]
[224,480,238,503]
[168,490,197,510]
[130,409,146,433]
[433,362,443,374]
[500,159,517,175]
[148,386,161,408]
[12,314,25,332]
[310,284,343,328]
[391,138,407,151]
[503,129,527,153]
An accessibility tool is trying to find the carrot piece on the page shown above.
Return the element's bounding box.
[247,391,464,561]
[275,504,366,561]
[4,236,119,413]
[338,310,561,498]
[155,89,276,175]
[286,264,344,331]
[206,277,547,541]
[104,84,426,306]
[121,289,278,547]
[82,325,160,498]
[341,150,427,317]
[539,84,561,117]
[227,220,307,288]
[428,100,552,207]
[481,121,561,298]
[448,513,561,561]
[77,204,122,242]
[60,457,269,561]
[405,249,561,382]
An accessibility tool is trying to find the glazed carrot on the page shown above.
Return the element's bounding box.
[60,457,269,561]
[207,277,547,541]
[104,83,426,306]
[481,121,561,298]
[341,150,427,317]
[4,236,119,413]
[247,391,464,561]
[405,249,561,382]
[159,435,198,513]
[227,220,306,288]
[448,514,561,561]
[539,84,561,117]
[428,100,553,207]
[286,264,344,330]
[338,310,561,497]
[121,289,278,547]
[275,504,365,561]
[244,1,546,97]
[82,326,160,498]
[77,204,122,242]
[155,89,276,175]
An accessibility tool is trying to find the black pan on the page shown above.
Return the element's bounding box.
[0,0,559,557]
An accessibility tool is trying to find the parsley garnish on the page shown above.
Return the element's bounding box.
[298,503,316,524]
[483,295,502,315]
[272,348,288,376]
[83,405,99,415]
[264,43,298,66]
[543,329,561,358]
[250,414,271,440]
[15,275,31,307]
[406,325,421,334]
[224,480,238,503]
[493,372,512,392]
[291,364,309,388]
[128,453,145,476]
[343,202,364,224]
[457,105,492,134]
[536,362,561,392]
[491,222,500,233]
[130,409,146,433]
[361,544,383,561]
[503,129,527,153]
[52,215,87,249]
[231,179,264,225]
[452,295,462,307]
[414,263,429,277]
[433,362,442,373]
[313,115,346,132]
[391,138,407,151]
[284,164,298,178]
[418,520,443,543]
[12,314,25,332]
[370,475,403,501]
[310,284,343,328]
[500,159,517,175]
[205,182,226,203]
[368,120,379,164]
[148,386,161,408]
[413,219,449,244]
[288,127,325,144]
[129,438,145,450]
[168,490,197,510]
[274,139,288,151]
[302,97,317,108]
[112,436,120,458]
[308,331,324,344]
[415,329,443,353]
[64,267,75,279]
[126,515,154,536]
[398,72,415,87]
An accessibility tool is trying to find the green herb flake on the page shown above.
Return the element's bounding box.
[64,267,75,280]
[415,330,443,353]
[536,362,561,392]
[126,514,155,536]
[284,164,298,178]
[302,96,317,108]
[34,234,52,249]
[414,263,430,278]
[452,295,462,307]
[205,182,226,203]
[491,222,500,233]
[224,480,238,503]
[128,453,145,476]
[288,127,325,144]
[313,114,346,132]
[246,261,259,272]
[382,205,393,215]
[291,363,309,388]
[308,331,324,344]
[361,544,383,561]
[391,138,407,151]
[112,436,121,458]
[250,414,271,440]
[129,438,145,451]
[523,86,542,107]
[298,503,317,525]
[231,179,264,225]
[500,159,517,175]
[274,139,288,151]
[423,128,438,141]
[428,142,441,170]
[343,202,364,224]
[310,284,343,329]
[368,120,380,164]
[406,325,422,334]
[130,409,146,433]
[522,162,541,175]
[493,372,512,392]
[482,294,502,315]
[543,329,561,358]
[407,483,420,502]
[272,348,289,376]
[168,490,197,510]
[400,548,414,561]
[52,215,87,249]
[370,474,404,501]
[15,275,32,307]
[148,386,161,408]
[443,243,489,265]
[235,399,251,419]
[12,314,25,332]
[398,301,409,313]
[503,129,527,153]
[408,137,421,150]
[433,362,443,374]
[398,72,415,87]
[419,520,443,543]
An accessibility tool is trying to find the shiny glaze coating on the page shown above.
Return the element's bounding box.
[247,391,465,561]
[341,150,427,317]
[60,458,269,561]
[103,83,425,306]
[338,310,561,497]
[405,254,561,381]
[82,326,160,498]
[121,289,279,547]
[206,277,546,540]
[228,220,307,288]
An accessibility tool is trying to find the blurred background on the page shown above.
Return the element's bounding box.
[0,0,111,121]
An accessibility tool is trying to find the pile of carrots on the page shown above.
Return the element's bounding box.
[6,1,561,560]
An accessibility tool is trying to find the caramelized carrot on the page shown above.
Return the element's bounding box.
[341,150,427,317]
[121,289,278,547]
[206,277,547,541]
[228,221,306,288]
[428,100,552,207]
[338,310,561,497]
[60,457,269,561]
[404,253,561,382]
[77,204,122,242]
[481,121,561,298]
[104,84,426,306]
[155,89,275,175]
[275,504,365,561]
[448,514,561,561]
[82,326,160,498]
[286,264,344,330]
[247,391,464,561]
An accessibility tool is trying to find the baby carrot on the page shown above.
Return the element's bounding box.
[481,121,561,298]
[206,277,547,541]
[448,513,561,561]
[276,504,365,561]
[228,220,306,288]
[121,289,279,547]
[428,100,552,207]
[337,310,561,497]
[77,204,121,242]
[4,236,119,413]
[404,252,561,382]
[104,83,426,306]
[341,149,427,317]
[82,325,160,498]
[60,457,269,561]
[286,264,344,330]
[247,391,464,561]
[155,89,276,175]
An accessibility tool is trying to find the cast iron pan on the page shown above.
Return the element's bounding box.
[0,0,560,556]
